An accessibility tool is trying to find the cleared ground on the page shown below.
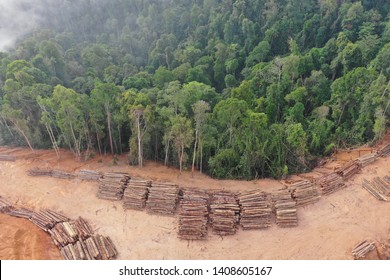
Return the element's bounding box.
[0,142,389,260]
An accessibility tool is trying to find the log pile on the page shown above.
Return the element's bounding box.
[357,152,377,167]
[123,180,151,210]
[49,222,78,247]
[352,240,376,259]
[378,144,390,157]
[60,235,117,260]
[97,172,130,201]
[7,207,34,219]
[146,182,179,215]
[287,180,321,207]
[73,216,94,240]
[209,191,240,235]
[27,168,52,177]
[178,188,210,240]
[335,161,361,179]
[0,154,16,161]
[238,190,271,230]
[362,177,390,202]
[272,190,298,227]
[30,209,70,231]
[0,197,12,213]
[77,170,102,181]
[317,172,345,195]
[51,169,76,179]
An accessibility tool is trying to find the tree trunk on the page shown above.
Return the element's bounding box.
[179,143,184,173]
[45,123,60,159]
[12,121,35,153]
[191,129,198,177]
[164,139,170,166]
[200,139,203,174]
[136,114,143,168]
[105,103,114,154]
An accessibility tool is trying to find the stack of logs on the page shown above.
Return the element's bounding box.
[77,170,102,181]
[272,190,298,227]
[52,169,75,180]
[123,180,151,210]
[209,191,240,235]
[7,207,34,219]
[177,188,209,240]
[146,182,179,215]
[0,197,12,212]
[27,168,52,177]
[30,209,70,231]
[336,161,361,179]
[362,177,390,202]
[378,144,390,157]
[238,190,271,230]
[0,154,16,161]
[97,172,130,201]
[317,172,345,195]
[352,240,376,259]
[357,153,377,167]
[286,180,320,207]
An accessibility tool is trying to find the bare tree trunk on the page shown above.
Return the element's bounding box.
[1,114,13,136]
[105,103,114,154]
[191,129,198,177]
[200,140,203,174]
[179,143,184,173]
[12,121,35,153]
[118,124,122,154]
[45,124,60,159]
[164,139,170,166]
[136,114,143,168]
[69,120,81,160]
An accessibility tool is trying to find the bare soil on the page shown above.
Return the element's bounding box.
[0,142,389,260]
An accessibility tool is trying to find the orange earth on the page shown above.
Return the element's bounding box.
[0,136,389,260]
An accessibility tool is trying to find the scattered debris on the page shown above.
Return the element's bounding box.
[352,240,376,259]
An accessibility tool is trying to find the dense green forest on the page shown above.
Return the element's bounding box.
[0,0,389,179]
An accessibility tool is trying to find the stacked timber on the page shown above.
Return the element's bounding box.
[362,177,390,202]
[30,209,69,231]
[336,161,361,179]
[178,188,209,240]
[352,240,376,259]
[0,154,16,161]
[97,172,130,201]
[287,180,320,207]
[123,180,151,210]
[378,144,390,157]
[317,172,345,195]
[60,235,117,260]
[52,169,76,179]
[49,222,78,247]
[238,190,271,230]
[7,207,34,219]
[27,168,52,177]
[77,170,102,181]
[209,191,240,235]
[72,217,94,240]
[0,197,12,213]
[146,182,179,215]
[272,190,298,227]
[357,152,377,167]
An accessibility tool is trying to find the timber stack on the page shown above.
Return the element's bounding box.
[272,190,298,227]
[238,190,271,230]
[123,180,151,210]
[317,172,345,195]
[30,209,70,231]
[209,191,240,235]
[77,170,102,181]
[146,182,179,215]
[97,172,130,201]
[335,160,361,179]
[352,240,376,259]
[52,169,76,179]
[362,177,390,202]
[7,207,35,219]
[27,168,52,177]
[357,152,377,167]
[286,180,320,207]
[178,188,210,240]
[0,154,16,161]
[378,144,390,157]
[0,197,12,213]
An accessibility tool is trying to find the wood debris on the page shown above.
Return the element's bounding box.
[27,168,52,176]
[209,191,240,235]
[238,190,271,230]
[178,188,210,240]
[356,152,377,167]
[272,190,298,227]
[352,240,376,259]
[51,169,76,179]
[335,160,361,179]
[123,180,151,210]
[97,172,130,201]
[286,180,321,207]
[77,170,102,181]
[146,182,179,215]
[0,197,12,213]
[362,177,390,202]
[0,154,16,161]
[378,144,390,157]
[317,172,345,195]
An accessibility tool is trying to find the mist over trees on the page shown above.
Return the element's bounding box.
[0,0,389,179]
